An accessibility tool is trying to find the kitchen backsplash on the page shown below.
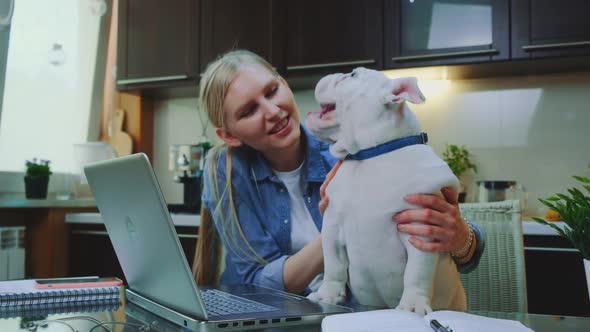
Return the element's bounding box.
[153,71,590,218]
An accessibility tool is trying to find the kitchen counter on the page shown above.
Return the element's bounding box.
[63,212,558,235]
[0,193,96,208]
[65,212,200,227]
[521,220,566,236]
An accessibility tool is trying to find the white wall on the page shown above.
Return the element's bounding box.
[152,71,590,217]
[153,98,219,204]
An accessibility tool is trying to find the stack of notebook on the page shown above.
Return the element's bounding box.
[0,278,121,318]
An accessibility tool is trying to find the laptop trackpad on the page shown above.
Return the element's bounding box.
[243,292,328,314]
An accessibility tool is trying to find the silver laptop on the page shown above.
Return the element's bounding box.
[84,153,350,331]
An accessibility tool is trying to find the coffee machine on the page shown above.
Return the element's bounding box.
[168,142,210,213]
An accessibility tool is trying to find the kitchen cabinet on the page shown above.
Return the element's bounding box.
[383,0,509,69]
[524,235,590,317]
[69,224,198,283]
[0,207,98,279]
[277,0,383,76]
[511,0,590,60]
[200,0,280,73]
[117,0,200,90]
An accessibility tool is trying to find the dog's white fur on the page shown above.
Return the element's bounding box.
[305,68,466,315]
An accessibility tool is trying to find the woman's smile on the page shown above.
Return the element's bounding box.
[269,114,292,136]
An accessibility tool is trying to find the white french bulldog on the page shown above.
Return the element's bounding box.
[305,68,466,315]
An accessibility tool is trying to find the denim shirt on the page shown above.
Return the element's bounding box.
[201,126,484,293]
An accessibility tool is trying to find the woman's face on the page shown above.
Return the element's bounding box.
[218,63,301,155]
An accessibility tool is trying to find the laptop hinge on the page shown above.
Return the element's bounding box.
[126,288,203,330]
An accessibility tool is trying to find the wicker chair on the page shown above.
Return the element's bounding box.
[459,200,527,313]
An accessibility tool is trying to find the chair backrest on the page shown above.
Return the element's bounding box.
[458,200,527,313]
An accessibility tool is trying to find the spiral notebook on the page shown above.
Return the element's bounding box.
[0,279,121,310]
[0,297,121,319]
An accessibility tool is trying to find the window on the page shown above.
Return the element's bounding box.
[0,0,104,175]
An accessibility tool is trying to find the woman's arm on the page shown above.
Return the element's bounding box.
[283,160,342,293]
[283,236,323,294]
[392,187,484,270]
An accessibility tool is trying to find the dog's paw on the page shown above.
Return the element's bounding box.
[307,281,346,305]
[396,292,432,316]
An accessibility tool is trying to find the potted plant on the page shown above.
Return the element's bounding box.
[24,158,52,199]
[533,163,590,299]
[442,144,478,203]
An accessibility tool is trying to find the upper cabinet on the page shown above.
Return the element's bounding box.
[200,0,280,73]
[511,0,590,59]
[277,0,383,76]
[117,0,199,90]
[384,0,509,68]
[116,0,590,93]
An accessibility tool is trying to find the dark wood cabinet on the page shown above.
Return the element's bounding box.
[384,0,509,69]
[69,224,198,284]
[511,0,590,60]
[115,0,590,93]
[200,0,280,72]
[117,0,200,90]
[524,235,590,317]
[277,0,383,76]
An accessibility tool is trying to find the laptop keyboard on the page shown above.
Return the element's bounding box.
[201,289,280,317]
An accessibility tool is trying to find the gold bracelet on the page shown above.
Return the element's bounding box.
[451,223,474,259]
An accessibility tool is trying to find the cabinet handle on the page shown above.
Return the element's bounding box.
[522,41,590,51]
[392,49,499,62]
[524,246,579,253]
[117,74,189,85]
[178,234,198,239]
[286,59,376,71]
[72,230,109,236]
[71,230,198,239]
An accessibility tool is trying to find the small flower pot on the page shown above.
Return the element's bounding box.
[24,176,50,199]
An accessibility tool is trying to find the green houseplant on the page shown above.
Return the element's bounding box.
[24,158,52,199]
[442,144,478,203]
[533,163,590,300]
[532,163,590,259]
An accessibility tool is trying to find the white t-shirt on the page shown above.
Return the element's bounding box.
[274,162,323,291]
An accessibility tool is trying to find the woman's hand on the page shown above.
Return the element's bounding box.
[319,160,343,216]
[393,187,470,253]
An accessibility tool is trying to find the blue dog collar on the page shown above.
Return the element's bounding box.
[346,132,429,161]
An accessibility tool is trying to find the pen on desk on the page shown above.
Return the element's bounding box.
[430,319,453,332]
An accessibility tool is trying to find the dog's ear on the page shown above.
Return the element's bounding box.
[381,77,426,106]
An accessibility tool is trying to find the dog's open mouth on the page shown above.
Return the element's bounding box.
[319,103,336,119]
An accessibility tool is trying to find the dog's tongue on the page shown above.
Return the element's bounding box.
[320,103,336,118]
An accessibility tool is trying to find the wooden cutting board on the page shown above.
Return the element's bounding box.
[109,108,133,156]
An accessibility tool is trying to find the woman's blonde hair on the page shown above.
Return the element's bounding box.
[193,50,278,285]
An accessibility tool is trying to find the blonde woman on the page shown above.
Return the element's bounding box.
[193,50,484,296]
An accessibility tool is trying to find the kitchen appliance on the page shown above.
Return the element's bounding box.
[476,181,528,211]
[168,143,209,213]
[0,226,25,280]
